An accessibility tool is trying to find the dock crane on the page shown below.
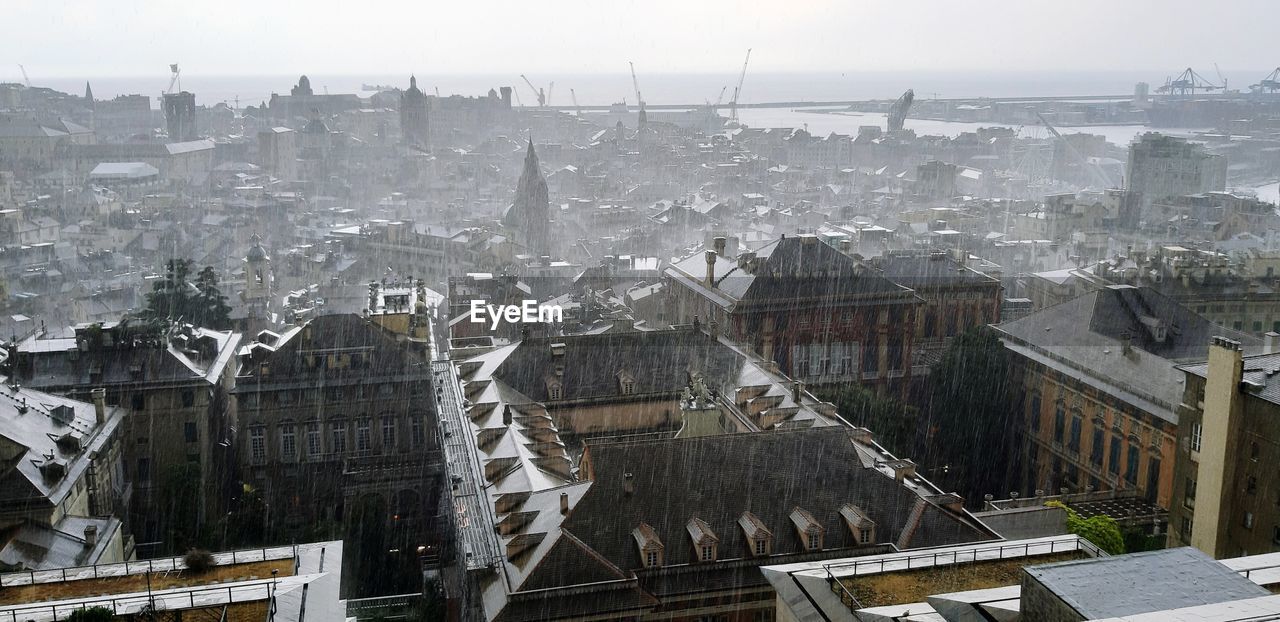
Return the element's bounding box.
[546,82,554,107]
[1036,112,1115,190]
[713,85,728,106]
[629,62,644,110]
[17,64,31,87]
[729,48,752,123]
[570,88,581,116]
[519,74,546,107]
[1155,67,1222,96]
[165,63,182,94]
[887,89,914,131]
[1251,68,1280,93]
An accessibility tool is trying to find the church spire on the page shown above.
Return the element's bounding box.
[83,81,94,103]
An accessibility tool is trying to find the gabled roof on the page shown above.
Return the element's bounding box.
[556,427,994,576]
[666,236,916,309]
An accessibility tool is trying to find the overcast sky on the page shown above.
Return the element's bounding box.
[4,0,1272,78]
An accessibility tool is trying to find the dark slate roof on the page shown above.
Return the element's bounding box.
[516,529,625,591]
[492,327,747,403]
[1024,547,1268,619]
[11,323,238,391]
[495,581,657,622]
[1000,285,1257,362]
[873,252,1000,290]
[236,314,423,390]
[666,236,917,309]
[1181,351,1280,407]
[537,428,993,595]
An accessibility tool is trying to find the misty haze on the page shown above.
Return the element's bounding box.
[1,1,1279,621]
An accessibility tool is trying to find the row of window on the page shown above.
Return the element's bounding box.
[791,339,905,378]
[1037,397,1151,485]
[240,383,417,408]
[248,416,426,464]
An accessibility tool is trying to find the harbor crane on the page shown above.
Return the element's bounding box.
[629,62,644,110]
[165,63,182,94]
[1251,68,1280,93]
[546,82,554,107]
[519,74,546,107]
[714,85,728,106]
[887,89,914,131]
[1155,67,1222,96]
[729,48,752,123]
[1035,112,1115,190]
[570,88,581,116]
[17,64,31,87]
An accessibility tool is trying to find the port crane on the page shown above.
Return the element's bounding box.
[165,63,182,94]
[519,74,546,107]
[1156,67,1222,96]
[629,62,644,110]
[1251,68,1280,93]
[16,64,31,87]
[887,89,914,131]
[570,88,581,116]
[729,48,752,123]
[1035,112,1115,190]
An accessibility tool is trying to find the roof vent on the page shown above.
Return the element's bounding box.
[50,404,76,426]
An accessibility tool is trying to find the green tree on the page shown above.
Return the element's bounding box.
[141,260,232,329]
[193,266,232,329]
[920,327,1022,499]
[819,383,918,456]
[66,607,115,622]
[1047,500,1126,554]
[161,462,205,552]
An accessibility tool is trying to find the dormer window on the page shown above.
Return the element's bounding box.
[840,503,876,546]
[790,507,825,552]
[687,517,718,563]
[617,370,636,395]
[739,511,773,558]
[632,522,664,569]
[548,383,563,400]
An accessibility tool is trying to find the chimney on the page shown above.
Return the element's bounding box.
[792,381,804,403]
[559,492,570,514]
[1191,336,1245,557]
[83,524,98,547]
[704,250,717,288]
[502,406,513,426]
[888,459,917,483]
[713,236,727,257]
[623,472,634,496]
[1266,332,1279,354]
[91,388,106,424]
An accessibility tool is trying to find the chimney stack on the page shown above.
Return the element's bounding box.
[559,492,570,514]
[502,406,513,426]
[91,388,106,424]
[623,472,634,496]
[1192,336,1245,556]
[1266,332,1279,354]
[792,381,804,403]
[713,236,727,257]
[704,250,717,288]
[83,525,98,547]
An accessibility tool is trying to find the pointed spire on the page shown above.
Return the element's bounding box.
[524,139,539,170]
[410,75,418,90]
[83,81,94,103]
